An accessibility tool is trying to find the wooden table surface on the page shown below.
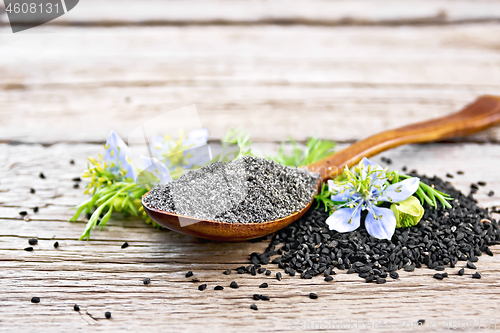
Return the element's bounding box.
[1,1,500,332]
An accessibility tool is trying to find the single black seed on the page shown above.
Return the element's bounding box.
[458,268,465,276]
[478,181,487,186]
[309,293,318,299]
[30,188,36,194]
[31,297,40,303]
[253,294,261,300]
[143,278,151,285]
[73,184,79,189]
[472,272,481,279]
[469,256,478,263]
[24,247,33,251]
[265,270,271,276]
[488,191,495,197]
[257,268,266,274]
[446,173,454,179]
[39,173,45,179]
[261,295,270,301]
[365,276,375,283]
[121,242,129,249]
[402,166,407,172]
[250,304,258,311]
[471,183,479,190]
[466,262,477,269]
[288,268,295,276]
[19,211,27,216]
[191,278,200,283]
[214,285,224,290]
[390,272,399,279]
[105,311,111,319]
[379,272,388,278]
[33,207,39,213]
[347,268,356,274]
[223,269,231,275]
[74,304,80,311]
[237,268,245,274]
[485,248,493,256]
[442,272,448,278]
[435,266,445,271]
[324,275,334,282]
[185,271,194,278]
[457,170,464,175]
[198,284,207,291]
[28,238,38,245]
[53,241,59,248]
[70,160,75,164]
[72,177,82,182]
[433,273,444,280]
[376,278,386,284]
[404,264,415,272]
[417,319,425,325]
[259,283,268,288]
[230,281,239,289]
[276,272,282,281]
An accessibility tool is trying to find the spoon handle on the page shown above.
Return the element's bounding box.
[307,95,500,181]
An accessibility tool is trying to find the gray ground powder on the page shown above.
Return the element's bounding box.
[143,156,320,223]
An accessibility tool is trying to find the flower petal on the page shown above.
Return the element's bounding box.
[364,206,396,240]
[183,128,209,148]
[326,206,361,233]
[378,177,420,203]
[360,157,383,180]
[139,156,172,185]
[104,130,136,179]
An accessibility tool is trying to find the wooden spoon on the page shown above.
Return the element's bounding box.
[142,95,500,241]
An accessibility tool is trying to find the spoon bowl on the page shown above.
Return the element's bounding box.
[143,95,500,241]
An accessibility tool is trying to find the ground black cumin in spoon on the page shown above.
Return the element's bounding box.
[143,156,319,223]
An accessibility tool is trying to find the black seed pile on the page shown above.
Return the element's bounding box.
[243,173,499,281]
[143,156,319,224]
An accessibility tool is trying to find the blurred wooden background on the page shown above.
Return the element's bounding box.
[1,1,500,332]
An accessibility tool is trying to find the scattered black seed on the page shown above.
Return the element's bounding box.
[402,166,407,172]
[471,183,479,190]
[121,242,129,249]
[198,284,207,291]
[39,172,45,179]
[250,304,258,311]
[485,247,493,256]
[53,241,59,248]
[31,297,40,303]
[381,157,392,165]
[309,293,318,299]
[24,247,33,251]
[276,272,282,281]
[253,294,261,300]
[28,238,38,245]
[19,211,27,216]
[288,268,295,276]
[265,270,271,276]
[261,295,270,301]
[191,278,200,283]
[472,272,481,279]
[257,267,266,274]
[433,273,444,280]
[404,265,415,272]
[442,272,448,278]
[143,278,151,285]
[435,266,445,271]
[488,191,495,197]
[446,173,454,179]
[469,256,478,262]
[478,181,487,187]
[458,268,465,276]
[223,269,231,275]
[73,184,79,189]
[74,304,80,311]
[466,262,477,269]
[30,188,36,194]
[376,278,386,284]
[390,272,399,279]
[70,159,75,165]
[33,207,39,213]
[185,271,194,278]
[259,283,268,288]
[347,267,356,274]
[214,285,224,290]
[230,281,239,289]
[457,170,464,175]
[72,177,82,182]
[365,276,375,283]
[324,275,334,282]
[105,311,111,319]
[417,319,425,325]
[379,272,388,278]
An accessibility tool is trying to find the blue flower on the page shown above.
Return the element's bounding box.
[104,130,136,180]
[326,157,420,240]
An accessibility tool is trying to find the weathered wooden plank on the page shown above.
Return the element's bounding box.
[1,25,500,143]
[2,0,500,26]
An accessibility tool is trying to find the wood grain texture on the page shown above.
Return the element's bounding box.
[2,0,500,26]
[1,24,500,144]
[1,142,500,332]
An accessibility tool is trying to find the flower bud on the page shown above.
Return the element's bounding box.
[391,196,424,228]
